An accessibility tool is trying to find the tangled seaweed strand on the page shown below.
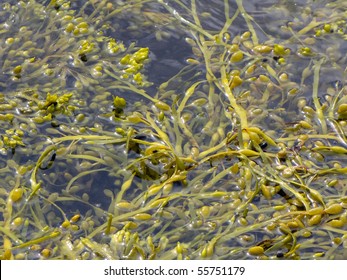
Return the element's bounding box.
[1,0,347,260]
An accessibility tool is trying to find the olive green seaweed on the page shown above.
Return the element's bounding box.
[1,0,347,260]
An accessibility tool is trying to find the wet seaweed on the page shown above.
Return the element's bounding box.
[1,0,347,260]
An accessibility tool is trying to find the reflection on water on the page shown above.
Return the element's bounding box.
[0,0,347,260]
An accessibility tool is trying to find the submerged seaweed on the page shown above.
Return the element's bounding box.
[1,0,347,260]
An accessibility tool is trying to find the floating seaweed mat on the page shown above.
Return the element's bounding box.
[0,0,347,260]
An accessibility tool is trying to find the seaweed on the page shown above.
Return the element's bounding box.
[1,0,347,260]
